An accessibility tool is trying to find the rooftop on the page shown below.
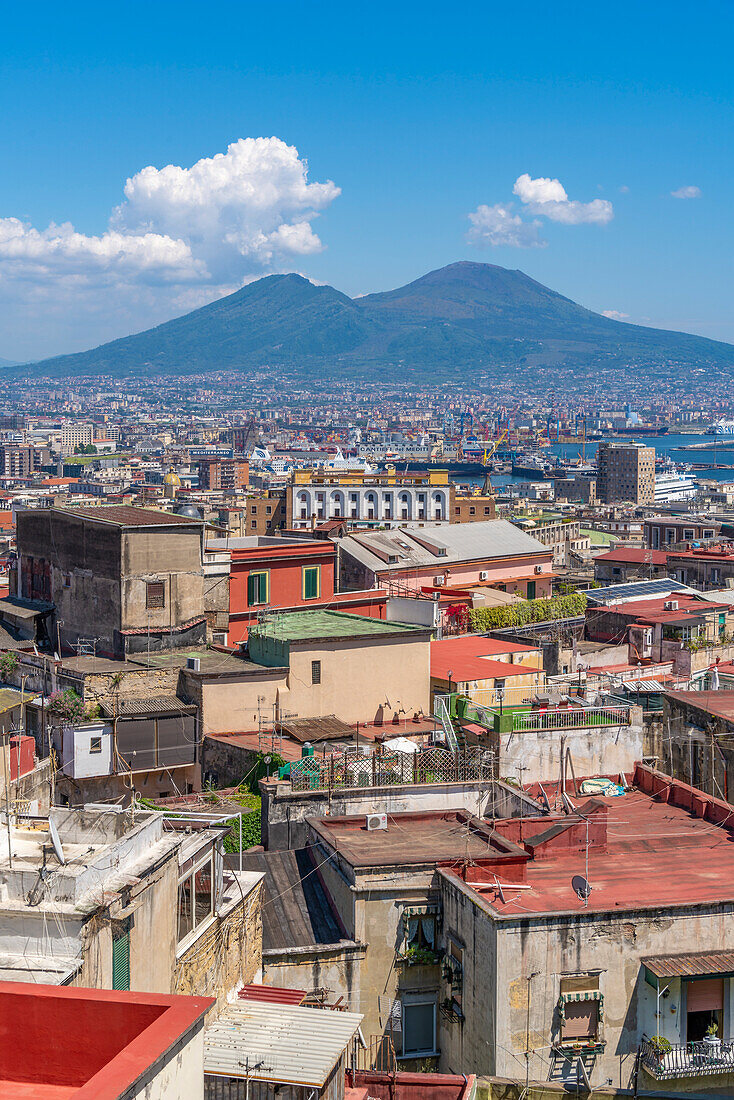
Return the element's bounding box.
[249,609,425,644]
[52,505,203,527]
[594,547,669,565]
[204,1000,363,1088]
[239,848,346,951]
[665,689,734,723]
[444,764,734,918]
[308,810,526,869]
[586,578,696,606]
[0,982,212,1100]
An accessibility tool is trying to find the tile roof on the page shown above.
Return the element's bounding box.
[641,951,734,979]
[594,547,668,565]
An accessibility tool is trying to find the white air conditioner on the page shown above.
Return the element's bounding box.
[664,600,678,611]
[479,570,489,581]
[534,565,543,574]
[366,813,388,831]
[187,657,201,671]
[434,576,445,586]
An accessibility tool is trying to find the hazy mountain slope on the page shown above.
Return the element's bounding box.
[21,261,734,378]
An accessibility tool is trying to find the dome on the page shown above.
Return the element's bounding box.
[174,503,203,519]
[164,471,182,486]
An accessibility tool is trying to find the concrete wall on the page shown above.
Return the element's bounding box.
[132,1025,206,1100]
[497,707,644,785]
[261,941,365,1009]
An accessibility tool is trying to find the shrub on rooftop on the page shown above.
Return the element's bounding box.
[468,592,587,633]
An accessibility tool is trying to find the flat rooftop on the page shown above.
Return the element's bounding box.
[52,505,202,527]
[447,766,734,918]
[309,810,525,869]
[249,609,425,643]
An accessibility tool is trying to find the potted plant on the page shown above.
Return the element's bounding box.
[704,1021,721,1052]
[648,1035,672,1067]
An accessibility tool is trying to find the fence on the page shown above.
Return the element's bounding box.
[639,1037,734,1080]
[289,746,494,793]
[512,705,631,732]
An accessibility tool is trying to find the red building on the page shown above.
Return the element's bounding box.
[198,457,249,490]
[211,536,387,644]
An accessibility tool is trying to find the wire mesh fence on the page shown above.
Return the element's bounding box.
[289,746,494,792]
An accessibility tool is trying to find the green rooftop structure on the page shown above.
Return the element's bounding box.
[248,610,427,668]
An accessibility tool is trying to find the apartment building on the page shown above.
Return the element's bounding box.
[288,468,455,528]
[60,423,94,451]
[198,457,249,491]
[596,441,655,504]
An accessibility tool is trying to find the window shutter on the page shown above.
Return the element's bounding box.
[112,924,130,991]
[247,573,256,606]
[562,1000,597,1039]
[687,978,724,1012]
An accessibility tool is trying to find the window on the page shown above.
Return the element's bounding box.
[89,736,102,754]
[469,506,476,516]
[562,1000,599,1042]
[250,520,257,529]
[404,911,437,953]
[402,1001,436,1057]
[311,659,321,685]
[303,566,320,600]
[112,921,131,991]
[445,939,464,1015]
[178,847,217,947]
[266,506,272,515]
[146,581,165,609]
[484,507,491,515]
[247,571,269,607]
[250,505,257,514]
[63,574,71,588]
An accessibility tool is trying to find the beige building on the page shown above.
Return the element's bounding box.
[596,441,655,504]
[182,610,432,733]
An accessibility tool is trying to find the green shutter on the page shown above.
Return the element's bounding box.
[112,924,130,991]
[304,567,319,600]
[247,573,257,606]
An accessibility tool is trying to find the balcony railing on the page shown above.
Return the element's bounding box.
[511,705,631,732]
[289,746,493,793]
[640,1038,734,1080]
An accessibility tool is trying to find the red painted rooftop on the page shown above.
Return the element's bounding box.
[594,547,668,564]
[0,982,213,1099]
[444,764,734,918]
[665,689,734,722]
[431,635,539,681]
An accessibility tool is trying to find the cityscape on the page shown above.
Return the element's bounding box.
[1,3,733,1099]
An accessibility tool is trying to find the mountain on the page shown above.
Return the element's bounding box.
[21,261,734,379]
[0,357,20,368]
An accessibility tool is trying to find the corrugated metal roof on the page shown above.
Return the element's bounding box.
[204,1001,363,1086]
[641,951,734,979]
[340,519,547,574]
[99,695,197,718]
[621,680,667,692]
[239,984,306,1006]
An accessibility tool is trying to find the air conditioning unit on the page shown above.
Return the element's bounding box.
[664,600,678,611]
[479,570,489,581]
[366,813,388,831]
[434,576,445,586]
[534,565,543,574]
[186,657,201,671]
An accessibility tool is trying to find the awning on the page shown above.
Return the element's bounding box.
[641,951,734,980]
[558,990,603,1020]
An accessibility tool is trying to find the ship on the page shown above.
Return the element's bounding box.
[714,419,734,437]
[511,452,559,480]
[654,461,697,503]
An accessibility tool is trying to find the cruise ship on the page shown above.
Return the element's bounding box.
[714,419,734,436]
[654,462,697,503]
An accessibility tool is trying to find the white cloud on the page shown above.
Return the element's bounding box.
[466,204,545,249]
[0,137,341,359]
[513,173,614,225]
[619,185,630,194]
[602,309,630,321]
[671,185,701,199]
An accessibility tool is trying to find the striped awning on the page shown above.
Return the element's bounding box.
[558,990,603,1020]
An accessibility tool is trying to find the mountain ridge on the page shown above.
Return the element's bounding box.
[18,261,734,379]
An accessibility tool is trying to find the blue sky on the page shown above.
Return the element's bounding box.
[0,0,732,360]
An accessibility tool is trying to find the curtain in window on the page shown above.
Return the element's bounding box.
[422,917,435,948]
[407,917,419,946]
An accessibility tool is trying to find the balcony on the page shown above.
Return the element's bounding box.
[640,1038,734,1081]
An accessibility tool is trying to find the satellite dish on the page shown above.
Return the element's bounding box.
[48,818,66,866]
[572,875,591,900]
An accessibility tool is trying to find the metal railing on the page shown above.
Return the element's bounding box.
[512,705,631,732]
[434,694,459,753]
[640,1038,734,1080]
[289,746,493,792]
[466,683,546,710]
